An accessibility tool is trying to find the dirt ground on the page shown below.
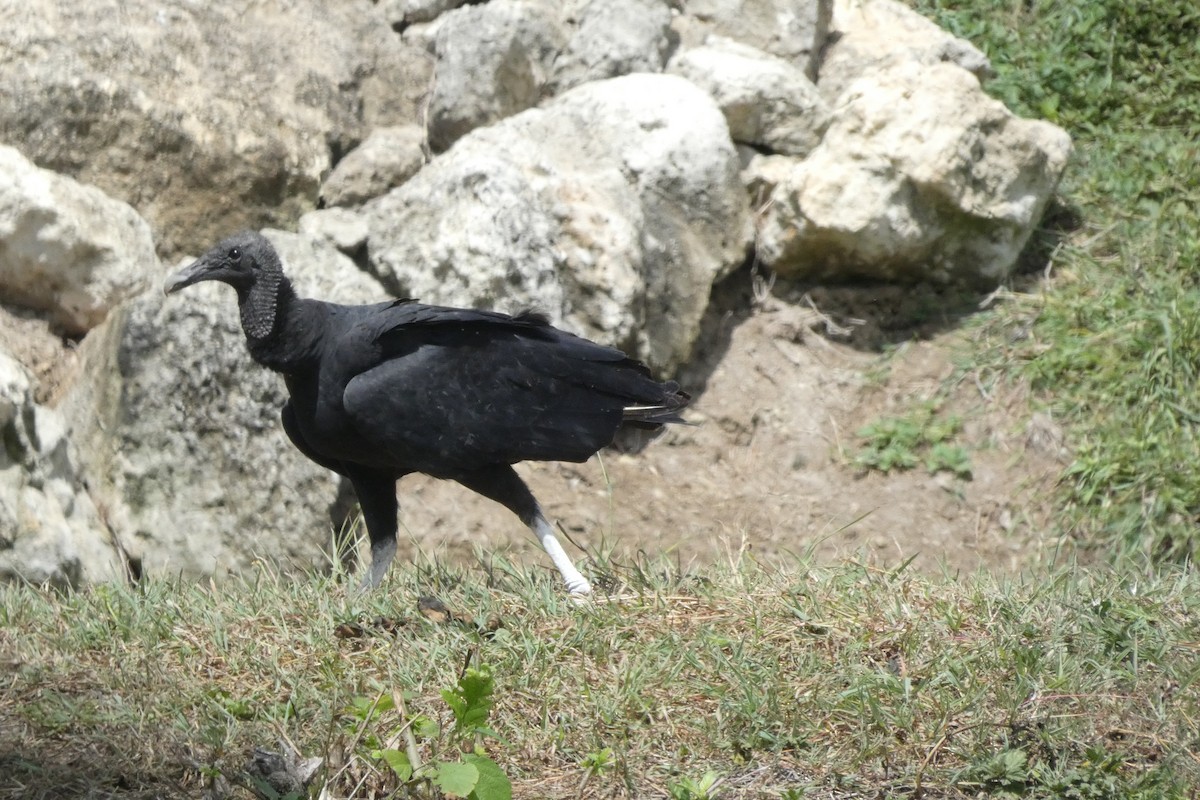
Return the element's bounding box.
[1,268,1071,585]
[389,271,1072,583]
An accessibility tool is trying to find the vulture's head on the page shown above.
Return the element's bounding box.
[165,230,289,341]
[164,230,283,296]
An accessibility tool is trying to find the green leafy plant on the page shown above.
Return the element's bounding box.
[668,770,723,800]
[955,741,1172,799]
[855,414,923,472]
[956,748,1030,795]
[926,441,972,479]
[355,665,512,800]
[208,688,255,721]
[576,746,617,797]
[855,403,971,478]
[580,747,615,776]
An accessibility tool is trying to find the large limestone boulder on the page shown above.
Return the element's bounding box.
[299,208,371,258]
[0,0,431,258]
[747,62,1072,286]
[426,0,568,152]
[62,231,391,582]
[0,145,153,335]
[820,0,993,104]
[0,351,124,589]
[366,73,752,374]
[425,0,679,151]
[669,37,830,158]
[673,0,833,81]
[320,126,428,208]
[547,0,673,93]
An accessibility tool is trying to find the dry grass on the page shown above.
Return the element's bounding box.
[2,553,1198,799]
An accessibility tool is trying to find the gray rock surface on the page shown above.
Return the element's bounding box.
[61,231,390,581]
[0,350,123,588]
[299,208,371,258]
[673,0,833,80]
[0,145,154,334]
[379,0,472,29]
[0,0,432,257]
[427,0,567,152]
[320,125,428,208]
[669,37,830,157]
[367,73,751,373]
[548,0,673,93]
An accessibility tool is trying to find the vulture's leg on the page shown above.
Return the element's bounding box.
[285,405,395,587]
[347,470,400,590]
[454,465,592,595]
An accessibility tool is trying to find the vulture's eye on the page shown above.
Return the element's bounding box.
[229,247,241,261]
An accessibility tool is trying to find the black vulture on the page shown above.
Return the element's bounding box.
[164,231,690,594]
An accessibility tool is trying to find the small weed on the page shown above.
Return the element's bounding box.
[208,688,255,721]
[576,746,617,797]
[855,403,971,478]
[364,665,512,800]
[580,746,615,776]
[957,748,1030,794]
[956,742,1175,799]
[926,441,972,478]
[668,769,724,800]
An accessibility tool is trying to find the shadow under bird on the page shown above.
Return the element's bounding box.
[164,231,690,594]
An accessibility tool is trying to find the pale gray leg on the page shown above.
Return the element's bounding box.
[454,465,592,595]
[532,513,592,595]
[348,470,399,590]
[361,535,397,591]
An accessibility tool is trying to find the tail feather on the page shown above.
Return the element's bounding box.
[621,382,692,427]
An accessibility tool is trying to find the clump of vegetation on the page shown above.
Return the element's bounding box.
[915,0,1200,563]
[855,402,972,478]
[351,665,511,800]
[667,769,723,800]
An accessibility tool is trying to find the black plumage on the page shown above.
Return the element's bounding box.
[164,231,690,593]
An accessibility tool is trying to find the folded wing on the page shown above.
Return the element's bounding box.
[339,304,686,474]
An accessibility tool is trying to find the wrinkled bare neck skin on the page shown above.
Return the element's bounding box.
[239,268,283,341]
[240,276,320,374]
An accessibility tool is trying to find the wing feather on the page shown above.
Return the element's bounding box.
[337,303,684,474]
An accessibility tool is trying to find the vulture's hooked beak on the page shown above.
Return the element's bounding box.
[163,255,214,295]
